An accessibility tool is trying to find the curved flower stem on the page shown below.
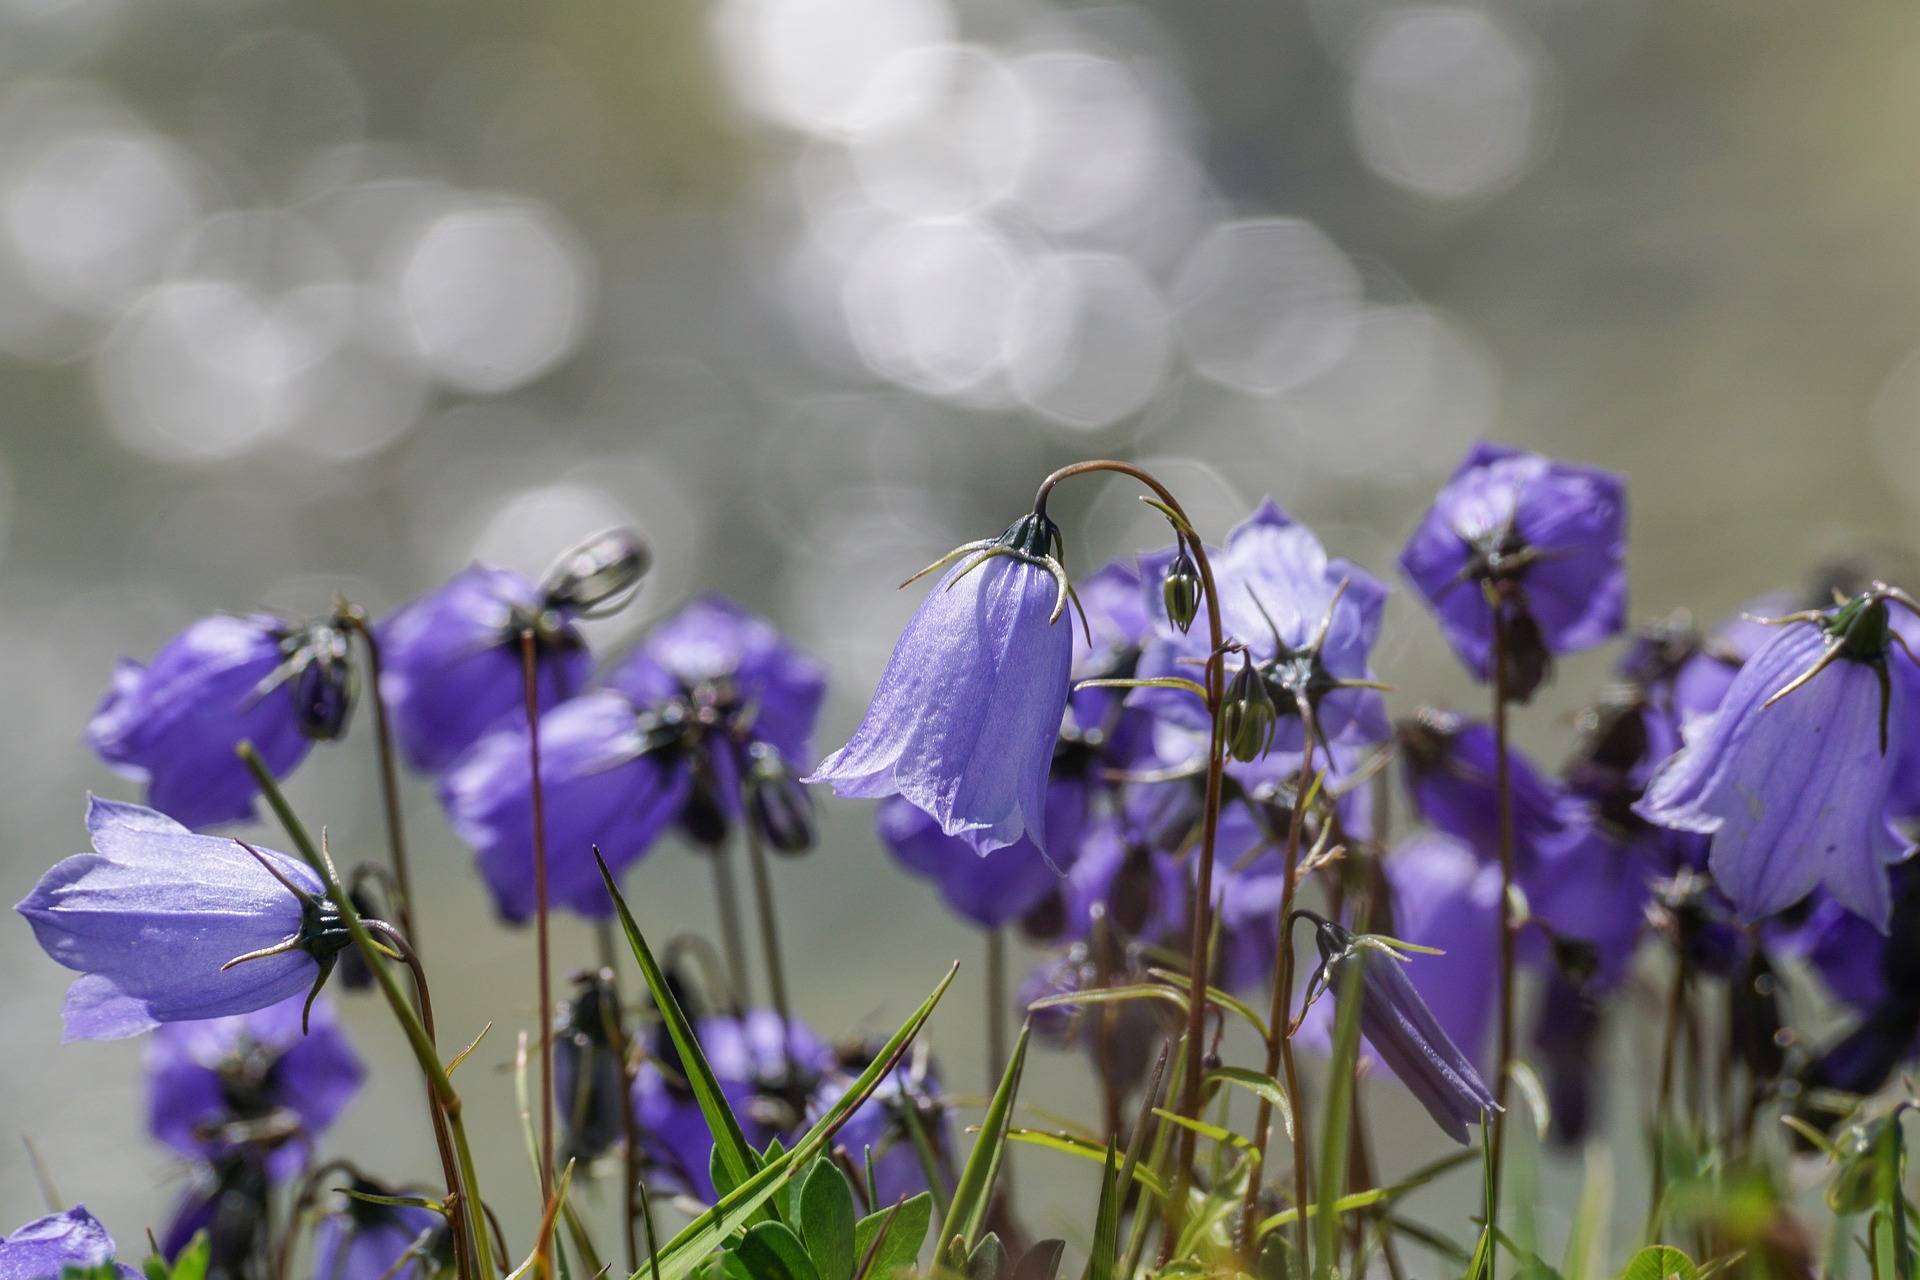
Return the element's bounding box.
[518,630,557,1251]
[338,606,418,948]
[1238,735,1317,1269]
[236,743,491,1277]
[1033,460,1228,1239]
[1488,612,1517,1274]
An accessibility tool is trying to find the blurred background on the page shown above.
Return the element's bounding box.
[3,0,1919,1263]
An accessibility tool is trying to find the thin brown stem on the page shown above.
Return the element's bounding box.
[519,629,556,1258]
[1032,459,1230,1240]
[1489,609,1517,1267]
[340,608,418,946]
[1238,734,1317,1267]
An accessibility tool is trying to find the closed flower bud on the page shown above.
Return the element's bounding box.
[1220,657,1278,763]
[542,527,651,613]
[1161,546,1201,634]
[745,743,815,855]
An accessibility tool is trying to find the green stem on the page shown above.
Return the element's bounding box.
[237,742,492,1277]
[519,629,557,1237]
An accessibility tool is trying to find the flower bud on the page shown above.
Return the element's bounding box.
[745,743,815,855]
[541,527,651,612]
[290,627,355,741]
[1220,657,1277,763]
[1162,547,1201,633]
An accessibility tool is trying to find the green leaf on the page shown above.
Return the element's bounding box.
[165,1232,209,1280]
[1083,1144,1120,1280]
[1204,1067,1289,1118]
[965,1234,1008,1280]
[940,1024,1032,1259]
[1617,1246,1697,1280]
[852,1193,932,1279]
[1872,1115,1913,1280]
[735,1223,821,1280]
[800,1159,859,1280]
[1014,1240,1065,1280]
[597,850,764,1216]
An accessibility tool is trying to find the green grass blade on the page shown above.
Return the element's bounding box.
[596,850,764,1211]
[1002,1129,1168,1198]
[1314,957,1364,1280]
[1084,1143,1121,1280]
[939,1023,1032,1262]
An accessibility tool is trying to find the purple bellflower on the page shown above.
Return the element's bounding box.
[879,782,1088,929]
[1132,499,1389,765]
[312,1181,444,1280]
[377,567,591,774]
[1399,442,1627,701]
[86,613,355,829]
[17,798,351,1040]
[1397,710,1585,874]
[0,1207,134,1280]
[1304,914,1500,1144]
[808,1043,954,1209]
[1637,588,1917,929]
[809,512,1076,857]
[440,595,823,920]
[146,993,364,1182]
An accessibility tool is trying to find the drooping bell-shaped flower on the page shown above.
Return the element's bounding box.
[1305,914,1501,1144]
[146,993,364,1182]
[1133,499,1389,763]
[1636,588,1916,928]
[86,614,354,829]
[17,798,350,1040]
[0,1207,134,1280]
[311,1180,445,1280]
[554,969,630,1166]
[439,690,692,922]
[810,512,1076,857]
[1399,442,1627,701]
[381,531,646,772]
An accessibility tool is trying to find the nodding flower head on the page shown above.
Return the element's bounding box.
[1221,653,1280,763]
[86,612,353,829]
[1303,913,1500,1144]
[377,561,598,774]
[1637,584,1920,930]
[808,510,1076,857]
[1399,442,1627,702]
[17,798,356,1041]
